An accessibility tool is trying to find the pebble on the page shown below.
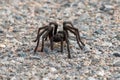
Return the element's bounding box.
[56,77,62,80]
[17,51,27,57]
[83,44,91,53]
[78,2,86,9]
[100,4,114,11]
[61,2,71,8]
[11,77,17,80]
[113,61,120,67]
[115,35,120,41]
[94,29,103,34]
[110,73,120,80]
[0,30,4,33]
[97,70,105,76]
[102,41,113,47]
[29,55,41,60]
[0,44,6,48]
[79,12,90,21]
[34,7,45,14]
[50,67,57,72]
[100,4,115,15]
[87,77,96,80]
[80,24,90,31]
[113,52,120,57]
[42,77,49,80]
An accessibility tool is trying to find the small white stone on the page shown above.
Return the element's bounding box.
[11,60,16,64]
[87,77,96,80]
[104,5,115,10]
[17,57,25,62]
[78,2,86,9]
[50,67,57,72]
[11,77,17,80]
[95,50,102,54]
[97,70,105,76]
[102,41,112,47]
[0,44,6,48]
[42,77,49,80]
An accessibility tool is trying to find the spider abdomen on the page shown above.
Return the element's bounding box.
[53,31,65,42]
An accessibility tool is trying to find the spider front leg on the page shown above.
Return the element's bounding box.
[41,27,53,52]
[64,26,85,49]
[64,31,71,59]
[70,29,83,49]
[63,22,85,47]
[49,22,58,35]
[73,28,85,47]
[33,26,48,42]
[34,29,47,52]
[74,28,85,46]
[50,37,54,50]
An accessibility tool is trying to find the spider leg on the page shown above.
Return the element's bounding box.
[64,26,83,49]
[77,31,85,46]
[63,21,74,28]
[34,29,47,52]
[63,22,85,46]
[50,36,54,50]
[64,30,71,59]
[61,38,63,53]
[49,22,58,50]
[41,27,53,52]
[33,26,48,42]
[48,29,54,51]
[71,28,85,46]
[49,22,58,35]
[34,38,40,53]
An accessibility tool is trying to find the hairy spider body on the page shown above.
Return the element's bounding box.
[33,21,85,58]
[52,30,70,58]
[53,31,65,42]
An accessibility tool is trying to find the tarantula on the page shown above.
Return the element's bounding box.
[33,21,85,58]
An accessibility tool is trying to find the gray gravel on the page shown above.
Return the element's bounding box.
[0,0,120,80]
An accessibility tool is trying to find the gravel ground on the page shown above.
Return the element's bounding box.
[0,0,120,80]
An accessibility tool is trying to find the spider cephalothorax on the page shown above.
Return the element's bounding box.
[33,21,85,58]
